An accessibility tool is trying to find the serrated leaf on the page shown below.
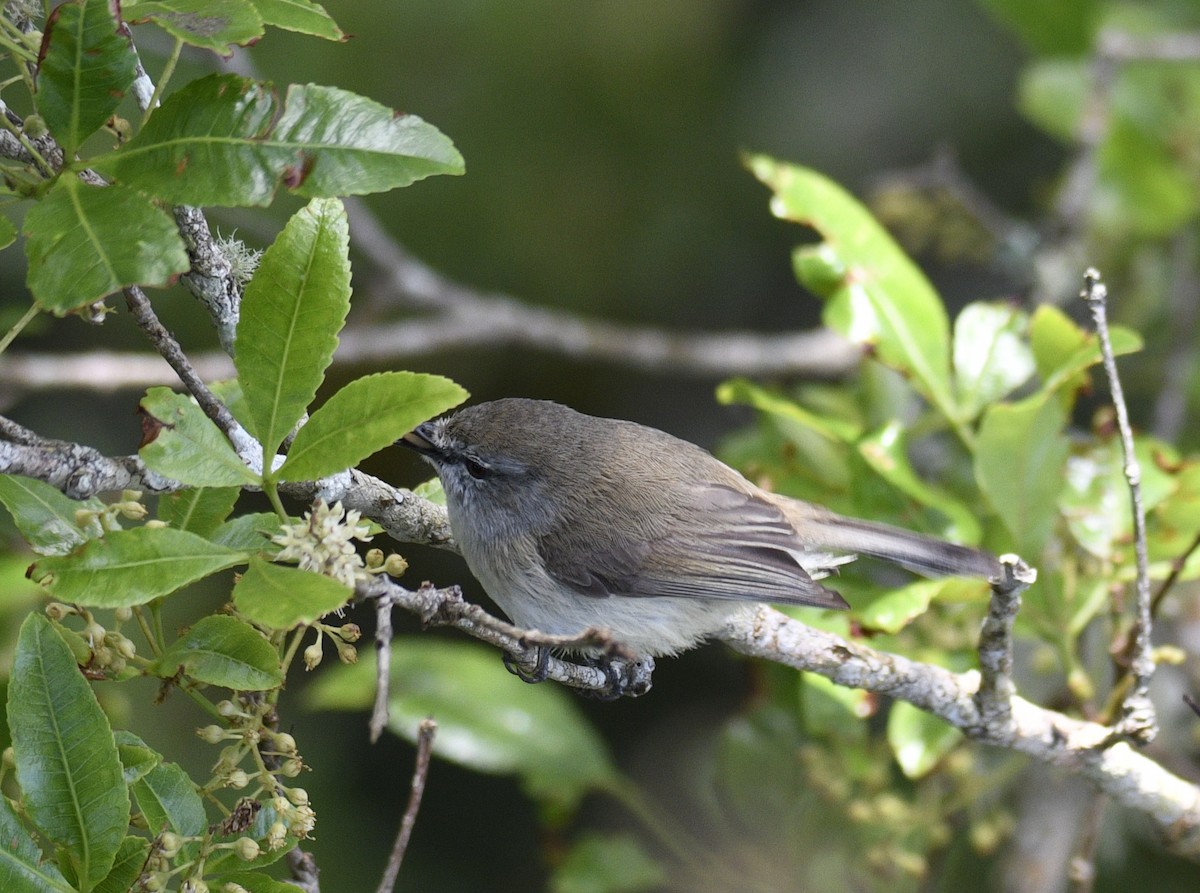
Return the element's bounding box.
[210,512,284,552]
[975,392,1069,559]
[127,0,264,54]
[0,791,74,893]
[232,557,352,629]
[28,526,249,607]
[115,730,161,784]
[888,701,962,779]
[277,372,467,482]
[155,614,282,690]
[131,761,206,836]
[36,0,137,156]
[952,302,1035,419]
[93,837,150,893]
[251,0,344,40]
[308,638,617,810]
[235,197,350,458]
[23,177,189,313]
[93,74,463,207]
[157,486,241,536]
[7,614,129,889]
[139,387,259,487]
[0,473,104,555]
[747,155,955,421]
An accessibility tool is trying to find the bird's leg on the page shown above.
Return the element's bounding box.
[502,643,550,683]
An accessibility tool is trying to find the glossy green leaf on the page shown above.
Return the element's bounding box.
[232,557,352,629]
[7,614,129,889]
[139,388,259,487]
[93,74,463,207]
[274,83,465,197]
[28,527,249,607]
[93,838,150,893]
[215,871,309,893]
[551,833,666,893]
[975,392,1069,558]
[251,0,344,40]
[115,730,161,784]
[155,614,282,690]
[157,486,241,536]
[23,178,189,313]
[127,0,264,54]
[235,197,350,458]
[952,302,1035,419]
[887,701,962,779]
[0,792,74,893]
[211,512,284,552]
[716,377,862,442]
[412,476,446,506]
[856,579,953,635]
[277,372,467,482]
[0,473,103,555]
[308,638,617,809]
[36,0,137,155]
[1030,304,1143,397]
[857,422,981,543]
[748,154,955,420]
[132,761,206,836]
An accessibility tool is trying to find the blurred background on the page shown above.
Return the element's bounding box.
[3,1,1200,890]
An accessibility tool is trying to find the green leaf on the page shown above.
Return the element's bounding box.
[131,761,207,836]
[7,614,129,890]
[157,486,241,536]
[250,0,344,40]
[115,730,161,784]
[411,476,446,506]
[23,177,189,314]
[0,212,17,248]
[0,791,74,893]
[235,197,351,458]
[232,558,352,629]
[1030,304,1143,397]
[887,701,962,779]
[856,422,981,544]
[155,614,282,690]
[551,833,667,893]
[856,579,954,635]
[36,0,137,156]
[93,74,463,207]
[716,377,862,442]
[28,526,248,608]
[127,0,265,54]
[274,83,465,197]
[952,302,1035,419]
[747,155,955,421]
[93,837,149,893]
[139,388,259,487]
[277,372,467,482]
[1018,59,1088,143]
[975,392,1069,558]
[800,672,869,742]
[308,638,617,810]
[978,0,1099,54]
[210,512,284,552]
[0,473,104,555]
[215,871,310,893]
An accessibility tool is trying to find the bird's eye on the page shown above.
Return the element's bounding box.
[464,457,490,480]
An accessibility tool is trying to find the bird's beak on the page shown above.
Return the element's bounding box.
[398,423,438,456]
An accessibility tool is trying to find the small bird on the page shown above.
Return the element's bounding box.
[402,399,999,660]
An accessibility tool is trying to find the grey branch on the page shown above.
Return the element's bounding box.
[1081,268,1156,743]
[975,555,1038,732]
[375,718,437,893]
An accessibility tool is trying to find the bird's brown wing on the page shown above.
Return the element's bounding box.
[536,482,850,610]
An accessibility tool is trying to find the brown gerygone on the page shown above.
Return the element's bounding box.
[402,398,1000,659]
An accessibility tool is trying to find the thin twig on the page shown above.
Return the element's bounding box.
[1080,268,1155,744]
[975,556,1038,732]
[1151,528,1200,617]
[370,590,396,744]
[376,718,437,893]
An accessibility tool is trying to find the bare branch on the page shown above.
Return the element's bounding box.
[1081,268,1155,744]
[370,590,396,744]
[376,718,437,893]
[0,437,172,498]
[975,556,1038,732]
